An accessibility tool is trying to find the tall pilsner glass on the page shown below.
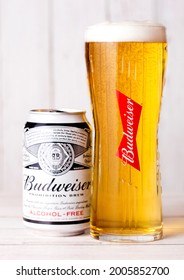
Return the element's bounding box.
[85,22,167,242]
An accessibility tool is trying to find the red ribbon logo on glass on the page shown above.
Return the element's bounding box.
[116,90,142,171]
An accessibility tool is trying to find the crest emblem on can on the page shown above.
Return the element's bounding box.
[38,143,74,176]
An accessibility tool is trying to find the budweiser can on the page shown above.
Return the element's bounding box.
[23,109,92,236]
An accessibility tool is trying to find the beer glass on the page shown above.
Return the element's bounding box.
[85,22,167,242]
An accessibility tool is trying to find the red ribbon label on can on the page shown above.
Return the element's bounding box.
[116,90,142,171]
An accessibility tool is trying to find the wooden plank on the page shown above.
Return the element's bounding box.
[162,193,184,217]
[0,193,22,217]
[52,0,106,122]
[1,219,184,245]
[0,243,184,260]
[157,0,184,194]
[0,0,51,192]
[0,0,3,191]
[107,0,158,21]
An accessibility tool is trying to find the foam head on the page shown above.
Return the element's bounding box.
[85,21,166,42]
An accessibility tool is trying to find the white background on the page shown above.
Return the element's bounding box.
[0,0,182,195]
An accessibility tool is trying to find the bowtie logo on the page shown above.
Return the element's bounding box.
[116,90,142,171]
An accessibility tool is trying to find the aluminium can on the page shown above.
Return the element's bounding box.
[23,109,92,236]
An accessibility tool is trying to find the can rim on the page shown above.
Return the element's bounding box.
[30,109,86,115]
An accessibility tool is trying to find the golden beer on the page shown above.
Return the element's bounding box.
[85,22,167,241]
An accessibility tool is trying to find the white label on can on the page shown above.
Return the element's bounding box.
[23,124,92,224]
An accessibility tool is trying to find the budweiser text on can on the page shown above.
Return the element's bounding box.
[23,109,92,236]
[85,22,167,242]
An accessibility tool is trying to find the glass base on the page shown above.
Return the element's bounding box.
[90,229,163,243]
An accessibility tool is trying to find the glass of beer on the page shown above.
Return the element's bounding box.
[85,22,167,242]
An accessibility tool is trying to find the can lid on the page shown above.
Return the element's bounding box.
[30,109,86,115]
[27,109,87,123]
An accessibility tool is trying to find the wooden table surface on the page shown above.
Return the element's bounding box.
[0,193,184,260]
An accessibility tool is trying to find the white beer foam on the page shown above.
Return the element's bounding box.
[85,21,166,42]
